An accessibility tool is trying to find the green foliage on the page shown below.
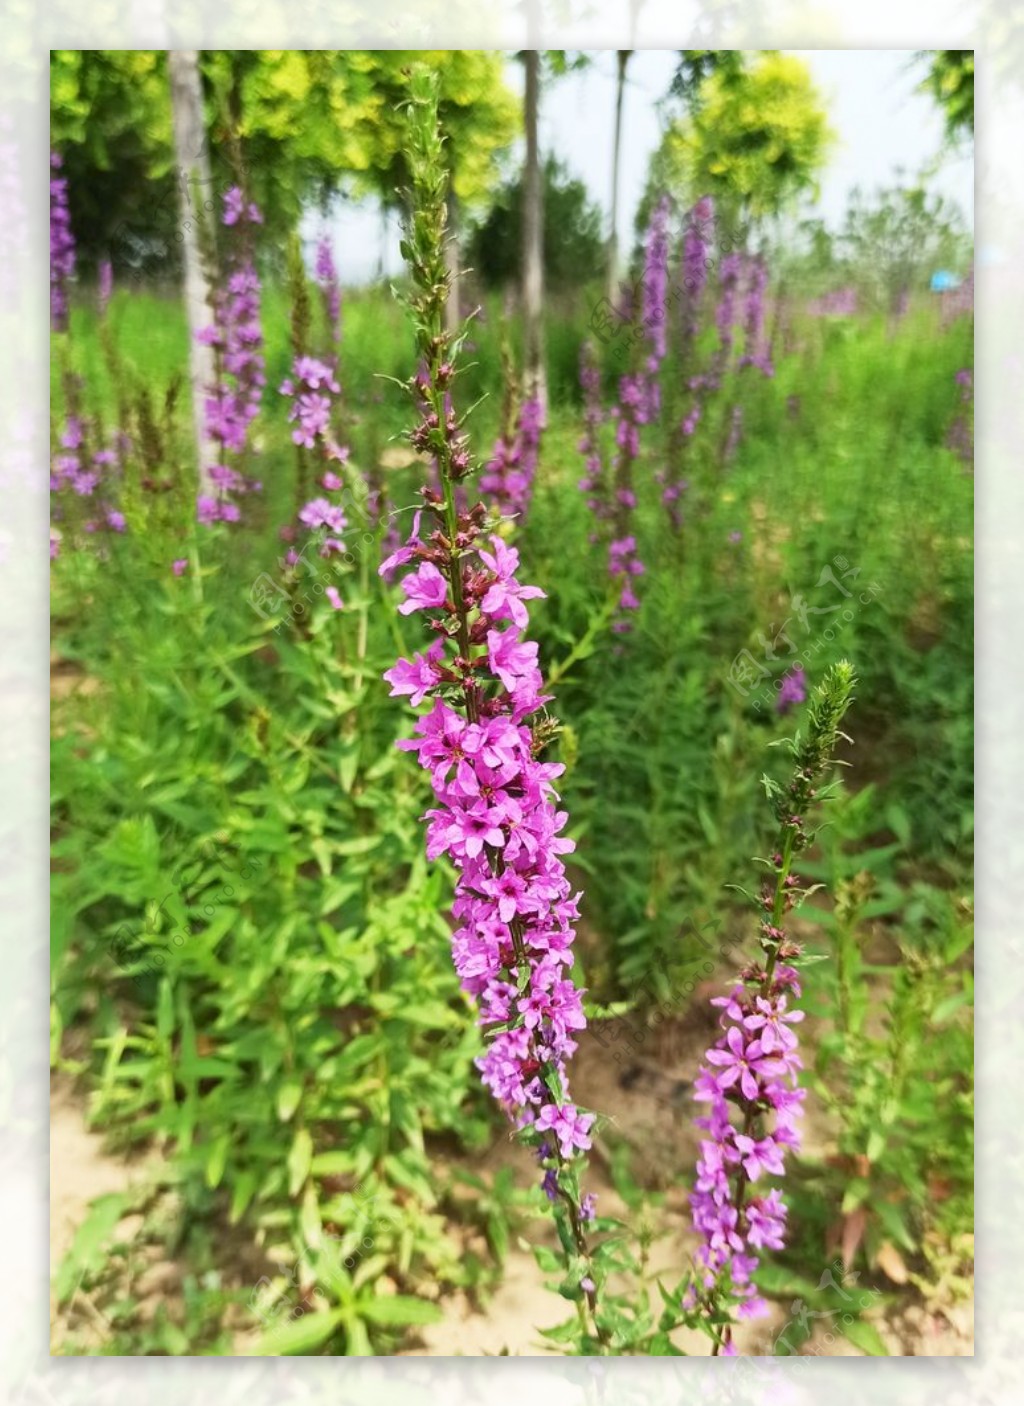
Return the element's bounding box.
[918,51,974,141]
[649,52,835,228]
[778,182,971,310]
[783,785,973,1295]
[668,50,748,109]
[51,441,489,1354]
[837,184,969,311]
[52,111,972,1352]
[467,155,606,290]
[51,51,520,268]
[50,50,177,274]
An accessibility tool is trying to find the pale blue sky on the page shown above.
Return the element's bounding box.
[309,50,973,283]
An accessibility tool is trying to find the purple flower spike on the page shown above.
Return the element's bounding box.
[776,666,807,714]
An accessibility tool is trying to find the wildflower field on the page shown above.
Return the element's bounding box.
[50,51,974,1358]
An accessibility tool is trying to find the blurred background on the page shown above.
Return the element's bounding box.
[50,48,973,1356]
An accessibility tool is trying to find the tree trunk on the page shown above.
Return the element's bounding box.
[607,50,630,306]
[378,198,388,282]
[444,189,461,339]
[168,49,216,497]
[521,48,546,411]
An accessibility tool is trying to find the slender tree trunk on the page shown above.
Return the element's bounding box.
[378,198,388,282]
[522,48,546,411]
[607,50,630,306]
[444,189,461,339]
[168,49,216,496]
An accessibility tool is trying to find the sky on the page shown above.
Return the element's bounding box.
[312,50,974,284]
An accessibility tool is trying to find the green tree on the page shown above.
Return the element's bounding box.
[837,182,970,312]
[650,52,834,231]
[50,50,177,273]
[917,50,974,141]
[50,51,519,272]
[466,155,605,290]
[667,48,747,109]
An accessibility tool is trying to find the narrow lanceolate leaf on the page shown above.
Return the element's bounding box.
[288,1128,313,1197]
[251,1308,344,1357]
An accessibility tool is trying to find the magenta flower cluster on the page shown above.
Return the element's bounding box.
[196,187,265,524]
[775,665,807,714]
[315,235,342,352]
[947,366,974,468]
[278,354,351,586]
[807,286,858,318]
[383,525,595,1175]
[50,407,129,552]
[280,355,342,451]
[641,195,672,371]
[689,959,806,1323]
[577,346,608,538]
[605,368,654,631]
[98,259,113,318]
[736,257,773,377]
[680,196,713,340]
[657,196,714,526]
[50,151,76,332]
[715,253,745,359]
[479,396,545,524]
[593,200,672,629]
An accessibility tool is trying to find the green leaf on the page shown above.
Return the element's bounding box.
[277,1079,303,1122]
[300,1183,322,1249]
[344,1313,374,1355]
[930,991,971,1027]
[359,1294,443,1327]
[54,1193,131,1302]
[333,835,381,857]
[874,1198,916,1253]
[310,1151,357,1178]
[841,1177,871,1213]
[205,1132,230,1189]
[229,1171,257,1225]
[753,1262,826,1302]
[288,1128,313,1197]
[252,1307,344,1356]
[840,1316,890,1355]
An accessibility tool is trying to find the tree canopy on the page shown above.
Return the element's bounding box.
[466,154,605,290]
[50,50,520,270]
[646,52,834,231]
[918,50,974,142]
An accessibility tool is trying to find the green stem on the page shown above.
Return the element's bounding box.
[545,590,620,691]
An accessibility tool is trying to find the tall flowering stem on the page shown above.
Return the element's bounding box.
[687,662,857,1355]
[195,186,265,525]
[315,233,342,356]
[736,256,773,377]
[386,70,605,1341]
[278,354,349,592]
[584,199,670,632]
[659,196,714,529]
[947,367,974,471]
[641,194,671,381]
[480,346,546,526]
[50,151,76,332]
[577,341,609,534]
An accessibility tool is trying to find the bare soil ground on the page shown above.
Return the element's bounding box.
[50,1004,973,1357]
